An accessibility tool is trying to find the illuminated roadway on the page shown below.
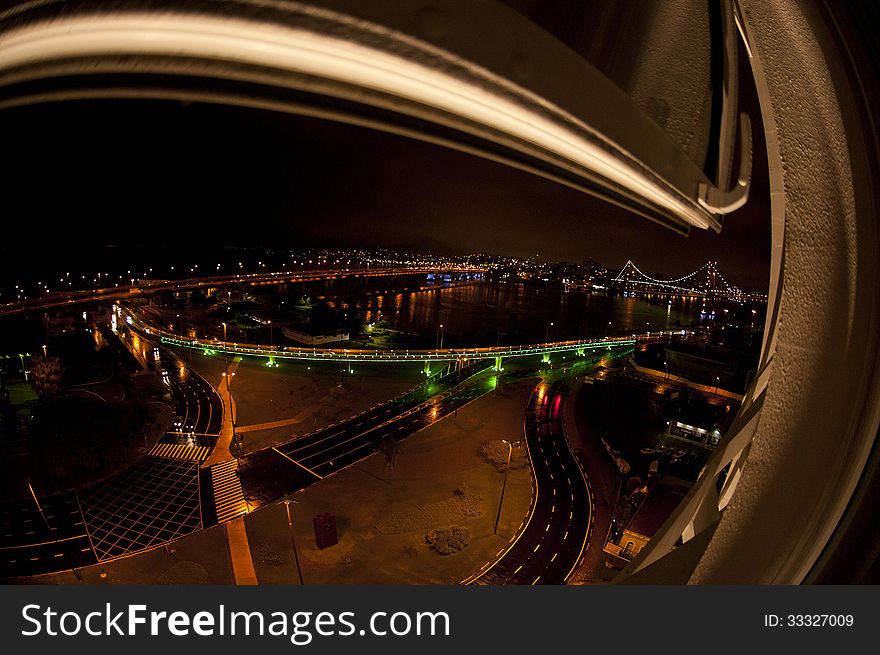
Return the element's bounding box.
[121,306,647,364]
[0,266,484,317]
[464,379,591,585]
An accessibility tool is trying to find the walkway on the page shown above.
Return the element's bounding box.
[564,377,619,582]
[225,516,258,585]
[202,357,241,468]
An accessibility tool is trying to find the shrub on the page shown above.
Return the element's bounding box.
[481,440,529,472]
[425,527,471,555]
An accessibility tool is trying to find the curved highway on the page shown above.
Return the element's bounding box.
[465,379,592,585]
[122,305,650,364]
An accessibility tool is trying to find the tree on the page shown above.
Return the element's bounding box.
[377,435,403,483]
[30,356,63,400]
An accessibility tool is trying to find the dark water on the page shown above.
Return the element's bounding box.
[355,281,708,346]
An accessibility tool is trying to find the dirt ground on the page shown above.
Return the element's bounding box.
[184,354,423,454]
[244,377,538,584]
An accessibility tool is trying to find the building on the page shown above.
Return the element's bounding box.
[282,326,349,346]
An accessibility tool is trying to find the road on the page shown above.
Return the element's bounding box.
[158,350,223,444]
[0,492,95,578]
[465,379,593,585]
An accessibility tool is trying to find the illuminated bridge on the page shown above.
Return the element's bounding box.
[609,260,754,300]
[119,307,653,371]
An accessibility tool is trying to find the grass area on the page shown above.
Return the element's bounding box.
[1,374,173,500]
[6,381,37,406]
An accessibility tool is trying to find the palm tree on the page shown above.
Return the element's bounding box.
[377,435,403,483]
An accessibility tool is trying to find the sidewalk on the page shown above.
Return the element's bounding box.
[563,377,619,582]
[226,515,259,585]
[203,357,240,468]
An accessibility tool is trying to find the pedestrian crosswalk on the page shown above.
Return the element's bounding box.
[148,443,212,461]
[211,460,249,523]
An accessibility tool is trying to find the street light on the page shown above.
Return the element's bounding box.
[222,322,230,385]
[545,321,554,342]
[494,439,521,534]
[282,499,305,585]
[268,319,273,350]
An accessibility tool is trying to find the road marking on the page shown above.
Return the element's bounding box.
[533,544,540,553]
[272,447,324,479]
[0,534,86,551]
[563,531,568,540]
[545,524,550,532]
[514,565,522,574]
[551,552,558,562]
[211,460,249,523]
[149,443,211,461]
[531,576,541,585]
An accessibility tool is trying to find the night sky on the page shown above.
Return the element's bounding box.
[0,95,770,290]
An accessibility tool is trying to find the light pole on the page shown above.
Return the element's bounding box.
[715,376,720,394]
[436,323,444,350]
[282,499,305,584]
[664,361,669,379]
[222,321,230,383]
[545,321,554,343]
[494,439,520,534]
[268,320,273,350]
[28,480,55,541]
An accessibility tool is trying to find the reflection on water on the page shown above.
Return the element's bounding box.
[358,281,707,346]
